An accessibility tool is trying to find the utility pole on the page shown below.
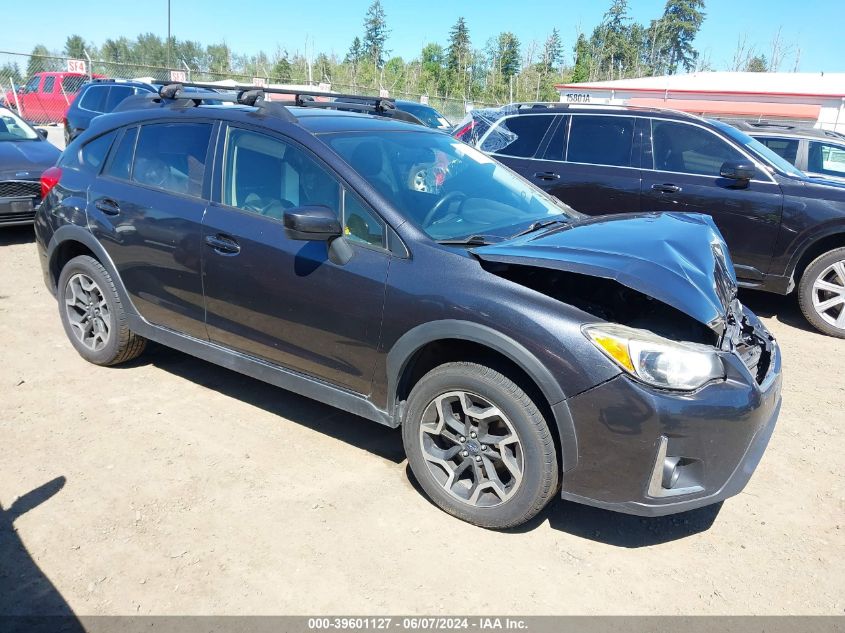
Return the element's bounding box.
[167,0,172,67]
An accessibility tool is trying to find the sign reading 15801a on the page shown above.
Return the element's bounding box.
[564,93,591,103]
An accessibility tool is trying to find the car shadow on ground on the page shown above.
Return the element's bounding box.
[738,288,817,334]
[136,343,406,464]
[0,476,84,631]
[0,225,36,247]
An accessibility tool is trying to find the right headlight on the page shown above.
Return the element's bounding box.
[583,323,725,391]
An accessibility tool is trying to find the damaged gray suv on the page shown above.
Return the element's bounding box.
[35,84,782,528]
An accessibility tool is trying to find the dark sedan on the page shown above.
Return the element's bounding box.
[0,107,61,226]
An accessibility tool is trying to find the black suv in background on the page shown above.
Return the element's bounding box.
[35,85,781,528]
[64,79,158,145]
[734,121,845,185]
[456,104,845,338]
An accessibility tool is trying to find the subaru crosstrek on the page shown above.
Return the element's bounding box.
[34,85,782,528]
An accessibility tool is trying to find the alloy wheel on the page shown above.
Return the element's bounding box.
[64,273,111,351]
[812,259,845,330]
[419,391,524,508]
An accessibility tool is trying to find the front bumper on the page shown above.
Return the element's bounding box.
[0,197,38,226]
[560,316,782,517]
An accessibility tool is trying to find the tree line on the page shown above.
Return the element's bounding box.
[1,0,803,106]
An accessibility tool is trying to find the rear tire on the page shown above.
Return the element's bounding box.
[57,255,147,365]
[402,362,559,529]
[798,247,845,338]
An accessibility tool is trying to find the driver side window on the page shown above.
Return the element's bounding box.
[224,127,386,248]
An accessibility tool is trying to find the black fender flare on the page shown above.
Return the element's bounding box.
[386,319,578,470]
[784,222,845,283]
[47,224,140,318]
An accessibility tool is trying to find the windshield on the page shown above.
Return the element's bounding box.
[399,103,450,129]
[710,119,805,178]
[0,108,39,141]
[324,130,578,241]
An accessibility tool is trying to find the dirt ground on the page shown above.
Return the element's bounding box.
[0,224,843,616]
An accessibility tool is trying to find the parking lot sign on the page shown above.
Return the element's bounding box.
[252,77,267,88]
[170,70,187,83]
[67,59,86,74]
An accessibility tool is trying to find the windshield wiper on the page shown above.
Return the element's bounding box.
[437,235,496,246]
[512,218,569,238]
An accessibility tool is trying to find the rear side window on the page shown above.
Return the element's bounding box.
[80,130,117,172]
[651,120,745,176]
[567,115,635,167]
[808,141,845,177]
[132,123,212,197]
[43,76,55,93]
[104,86,135,112]
[104,127,138,180]
[62,76,86,93]
[482,115,554,158]
[757,137,799,164]
[79,86,108,113]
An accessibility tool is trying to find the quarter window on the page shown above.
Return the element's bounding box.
[80,130,117,172]
[567,115,635,167]
[104,127,138,181]
[62,76,86,93]
[481,115,555,158]
[104,86,135,112]
[132,123,211,197]
[79,86,108,113]
[651,120,746,177]
[808,141,845,177]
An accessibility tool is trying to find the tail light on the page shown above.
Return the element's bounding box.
[40,166,62,198]
[453,118,475,141]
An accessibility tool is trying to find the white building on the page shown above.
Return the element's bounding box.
[556,72,845,133]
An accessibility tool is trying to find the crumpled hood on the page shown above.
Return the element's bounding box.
[472,212,739,333]
[0,140,61,180]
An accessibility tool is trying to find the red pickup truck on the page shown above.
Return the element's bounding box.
[3,71,104,124]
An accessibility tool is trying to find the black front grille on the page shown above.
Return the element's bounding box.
[0,180,40,199]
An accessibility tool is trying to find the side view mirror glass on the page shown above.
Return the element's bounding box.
[283,205,342,241]
[720,160,755,181]
[36,128,48,140]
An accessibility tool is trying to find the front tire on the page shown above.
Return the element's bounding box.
[402,362,559,529]
[57,255,147,365]
[798,247,845,338]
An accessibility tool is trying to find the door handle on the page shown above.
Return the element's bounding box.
[533,171,561,181]
[94,198,120,215]
[205,234,241,255]
[651,183,682,193]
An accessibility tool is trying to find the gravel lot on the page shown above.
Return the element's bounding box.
[1,224,843,616]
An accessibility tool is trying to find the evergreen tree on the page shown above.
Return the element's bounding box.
[571,33,592,83]
[63,35,88,60]
[541,28,563,73]
[497,32,521,79]
[746,54,768,72]
[362,0,390,71]
[447,17,472,98]
[653,0,706,74]
[345,37,363,65]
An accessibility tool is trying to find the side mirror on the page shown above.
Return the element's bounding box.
[720,161,755,182]
[36,128,48,140]
[283,205,342,241]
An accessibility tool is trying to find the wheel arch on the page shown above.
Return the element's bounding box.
[386,320,577,471]
[787,226,845,288]
[47,225,139,318]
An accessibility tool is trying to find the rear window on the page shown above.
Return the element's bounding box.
[62,76,86,93]
[131,123,212,197]
[567,115,635,167]
[79,86,108,113]
[481,115,555,158]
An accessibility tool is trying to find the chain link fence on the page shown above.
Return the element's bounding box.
[1,50,489,125]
